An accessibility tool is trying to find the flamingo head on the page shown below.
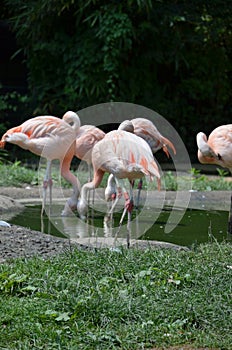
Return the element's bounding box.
[77,198,88,220]
[196,132,220,164]
[118,120,134,133]
[62,111,81,133]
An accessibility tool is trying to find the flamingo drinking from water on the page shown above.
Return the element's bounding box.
[77,123,160,247]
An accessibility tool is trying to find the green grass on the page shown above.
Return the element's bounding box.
[0,162,38,187]
[0,243,231,349]
[0,162,231,191]
[160,169,232,191]
[0,160,231,349]
[0,161,110,189]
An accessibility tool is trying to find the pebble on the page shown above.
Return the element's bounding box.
[0,220,11,227]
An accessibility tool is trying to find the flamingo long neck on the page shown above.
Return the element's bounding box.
[118,120,134,133]
[82,169,104,197]
[60,149,81,198]
[62,111,81,134]
[105,174,116,201]
[77,169,104,218]
[196,132,218,159]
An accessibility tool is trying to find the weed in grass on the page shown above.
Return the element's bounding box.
[0,271,37,296]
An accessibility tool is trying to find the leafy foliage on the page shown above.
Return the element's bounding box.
[1,0,232,158]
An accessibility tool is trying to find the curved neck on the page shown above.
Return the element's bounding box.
[118,120,134,133]
[62,111,81,134]
[196,132,213,157]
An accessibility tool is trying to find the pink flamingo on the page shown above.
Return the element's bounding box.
[109,118,175,205]
[62,111,105,178]
[62,112,106,207]
[77,123,160,247]
[131,118,176,157]
[73,125,105,181]
[196,125,232,233]
[116,118,176,205]
[0,112,81,215]
[62,112,104,164]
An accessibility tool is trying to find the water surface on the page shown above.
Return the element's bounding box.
[9,204,231,248]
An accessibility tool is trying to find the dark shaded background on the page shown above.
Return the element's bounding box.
[0,1,231,166]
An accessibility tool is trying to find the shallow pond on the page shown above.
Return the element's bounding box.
[8,203,231,248]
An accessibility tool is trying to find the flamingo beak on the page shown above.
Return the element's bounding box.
[0,140,6,149]
[162,145,170,158]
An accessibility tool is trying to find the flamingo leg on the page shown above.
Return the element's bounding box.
[124,184,134,248]
[107,195,120,217]
[48,162,53,216]
[108,178,123,220]
[127,210,132,248]
[113,206,127,246]
[113,179,134,248]
[87,163,95,205]
[136,178,143,208]
[88,163,92,182]
[135,176,160,208]
[228,194,232,234]
[41,160,52,216]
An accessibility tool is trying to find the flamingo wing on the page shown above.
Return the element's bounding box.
[0,116,77,160]
[75,125,105,163]
[92,130,160,180]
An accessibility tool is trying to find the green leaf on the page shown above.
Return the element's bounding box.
[55,313,70,322]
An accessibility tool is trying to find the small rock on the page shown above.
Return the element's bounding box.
[0,220,11,227]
